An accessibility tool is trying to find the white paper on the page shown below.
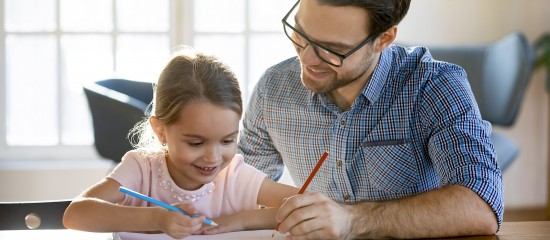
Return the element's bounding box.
[115,230,288,240]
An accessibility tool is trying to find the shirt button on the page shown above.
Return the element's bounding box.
[343,194,351,201]
[340,120,346,126]
[336,160,343,167]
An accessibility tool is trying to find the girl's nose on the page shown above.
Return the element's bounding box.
[203,146,221,163]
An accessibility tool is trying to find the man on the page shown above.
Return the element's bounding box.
[238,0,503,239]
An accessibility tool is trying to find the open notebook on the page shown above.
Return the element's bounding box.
[114,230,288,240]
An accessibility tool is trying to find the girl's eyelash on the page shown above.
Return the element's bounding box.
[185,138,235,146]
[189,142,203,146]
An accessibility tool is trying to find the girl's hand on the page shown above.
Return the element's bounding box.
[156,203,205,239]
[199,208,280,235]
[199,212,246,235]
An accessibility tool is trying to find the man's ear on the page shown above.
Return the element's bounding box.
[149,117,165,143]
[374,25,398,53]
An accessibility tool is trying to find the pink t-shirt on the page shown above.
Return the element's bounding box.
[107,149,267,219]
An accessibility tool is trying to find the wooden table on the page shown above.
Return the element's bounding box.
[431,221,550,240]
[496,221,550,240]
[0,221,548,239]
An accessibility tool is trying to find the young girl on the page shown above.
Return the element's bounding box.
[63,47,298,239]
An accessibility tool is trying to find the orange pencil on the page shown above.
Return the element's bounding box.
[272,151,329,237]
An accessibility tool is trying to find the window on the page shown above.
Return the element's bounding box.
[190,0,296,104]
[1,0,296,160]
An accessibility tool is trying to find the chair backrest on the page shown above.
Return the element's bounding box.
[428,32,535,127]
[0,200,71,230]
[83,79,154,163]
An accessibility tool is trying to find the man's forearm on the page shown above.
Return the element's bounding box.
[348,185,498,239]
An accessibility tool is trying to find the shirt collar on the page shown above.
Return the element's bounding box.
[362,46,393,105]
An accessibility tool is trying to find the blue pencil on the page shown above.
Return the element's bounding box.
[119,186,217,226]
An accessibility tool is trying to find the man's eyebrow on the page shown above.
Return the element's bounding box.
[294,18,354,49]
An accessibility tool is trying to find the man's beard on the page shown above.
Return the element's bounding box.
[301,52,376,94]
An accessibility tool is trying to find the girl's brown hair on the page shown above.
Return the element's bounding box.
[130,47,242,149]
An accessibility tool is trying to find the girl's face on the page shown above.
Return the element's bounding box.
[152,101,240,190]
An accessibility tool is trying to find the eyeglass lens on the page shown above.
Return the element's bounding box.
[283,3,343,66]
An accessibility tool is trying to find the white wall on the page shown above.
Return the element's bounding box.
[0,159,114,201]
[1,0,549,208]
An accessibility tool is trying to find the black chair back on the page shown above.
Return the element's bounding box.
[83,79,154,163]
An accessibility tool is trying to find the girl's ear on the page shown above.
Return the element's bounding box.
[149,117,165,143]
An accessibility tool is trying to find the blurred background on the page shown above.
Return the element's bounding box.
[0,0,549,221]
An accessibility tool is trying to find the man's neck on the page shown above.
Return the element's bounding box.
[327,81,365,111]
[327,53,380,111]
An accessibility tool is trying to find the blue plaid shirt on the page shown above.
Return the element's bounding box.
[238,45,503,224]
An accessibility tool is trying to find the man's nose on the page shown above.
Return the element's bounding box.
[298,44,323,65]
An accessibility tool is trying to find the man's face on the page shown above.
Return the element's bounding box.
[291,0,377,94]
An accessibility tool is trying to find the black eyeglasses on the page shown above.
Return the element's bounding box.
[282,0,377,67]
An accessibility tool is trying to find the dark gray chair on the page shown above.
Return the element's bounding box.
[0,200,71,230]
[427,32,535,171]
[83,79,154,164]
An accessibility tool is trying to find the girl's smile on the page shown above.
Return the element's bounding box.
[194,165,218,176]
[154,101,240,191]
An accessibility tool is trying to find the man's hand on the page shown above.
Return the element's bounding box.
[276,192,355,240]
[275,185,498,239]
